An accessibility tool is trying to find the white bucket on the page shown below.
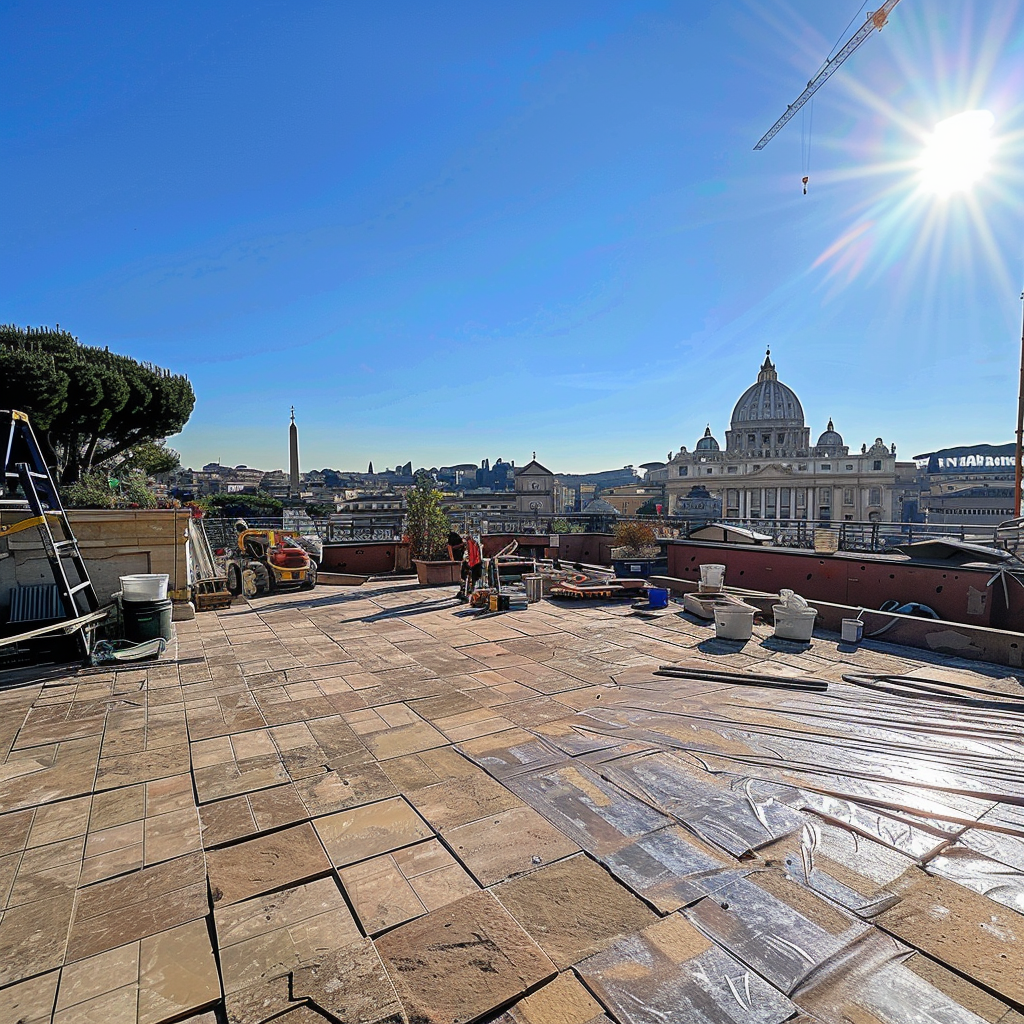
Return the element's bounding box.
[523,574,543,604]
[120,574,169,602]
[842,618,864,643]
[700,563,726,591]
[714,604,754,641]
[773,604,817,641]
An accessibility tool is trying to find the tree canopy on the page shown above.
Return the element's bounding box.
[404,471,451,560]
[0,324,195,483]
[203,491,284,519]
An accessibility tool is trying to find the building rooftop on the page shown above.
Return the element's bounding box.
[1,580,1022,1022]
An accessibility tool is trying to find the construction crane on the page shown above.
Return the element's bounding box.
[754,0,902,154]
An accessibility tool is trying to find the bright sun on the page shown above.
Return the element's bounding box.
[917,110,996,196]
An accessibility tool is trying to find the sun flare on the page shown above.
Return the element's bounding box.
[917,110,996,196]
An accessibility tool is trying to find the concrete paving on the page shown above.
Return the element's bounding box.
[1,578,1023,1023]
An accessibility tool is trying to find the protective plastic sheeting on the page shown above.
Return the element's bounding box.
[577,914,796,1024]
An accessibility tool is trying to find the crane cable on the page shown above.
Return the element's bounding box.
[800,1,868,195]
[800,101,814,194]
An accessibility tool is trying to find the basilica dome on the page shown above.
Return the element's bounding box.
[695,426,720,451]
[816,419,844,448]
[730,350,804,429]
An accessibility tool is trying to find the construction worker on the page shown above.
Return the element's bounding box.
[461,533,483,601]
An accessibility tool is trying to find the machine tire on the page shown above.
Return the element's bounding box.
[227,566,242,596]
[300,563,317,590]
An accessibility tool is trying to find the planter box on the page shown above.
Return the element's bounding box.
[412,559,461,585]
[612,557,669,579]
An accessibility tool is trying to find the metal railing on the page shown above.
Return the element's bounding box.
[200,512,1020,557]
[708,517,1006,553]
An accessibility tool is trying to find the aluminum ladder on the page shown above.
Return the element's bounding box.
[1,409,102,659]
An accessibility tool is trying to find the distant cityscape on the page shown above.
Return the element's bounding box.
[159,352,1019,532]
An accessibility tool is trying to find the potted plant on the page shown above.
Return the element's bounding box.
[610,521,666,578]
[406,472,459,585]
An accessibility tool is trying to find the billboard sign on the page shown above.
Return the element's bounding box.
[914,443,1016,474]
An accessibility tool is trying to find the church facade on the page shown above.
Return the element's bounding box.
[659,352,899,524]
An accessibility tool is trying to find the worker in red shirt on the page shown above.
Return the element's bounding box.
[461,534,483,601]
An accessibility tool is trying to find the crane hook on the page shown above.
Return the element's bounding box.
[801,175,809,195]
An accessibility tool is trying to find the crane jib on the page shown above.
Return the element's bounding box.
[754,0,901,151]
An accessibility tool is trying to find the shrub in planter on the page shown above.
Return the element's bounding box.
[613,520,659,558]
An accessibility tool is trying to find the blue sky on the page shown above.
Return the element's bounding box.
[4,1,1024,473]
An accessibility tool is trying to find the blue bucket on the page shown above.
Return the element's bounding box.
[648,587,669,609]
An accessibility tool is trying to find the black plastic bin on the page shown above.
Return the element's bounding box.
[122,598,173,643]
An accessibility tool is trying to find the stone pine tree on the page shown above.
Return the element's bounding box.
[404,472,451,560]
[0,324,195,484]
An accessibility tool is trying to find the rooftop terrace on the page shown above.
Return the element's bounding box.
[1,580,1023,1024]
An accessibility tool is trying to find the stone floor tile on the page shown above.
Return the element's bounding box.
[0,893,76,986]
[199,794,258,847]
[55,941,140,1010]
[247,784,308,831]
[95,743,191,790]
[0,808,35,856]
[26,795,91,847]
[144,806,203,865]
[220,906,360,996]
[291,940,404,1024]
[0,852,17,907]
[314,796,433,867]
[85,818,145,858]
[145,773,195,816]
[67,852,208,962]
[339,854,427,934]
[8,841,82,907]
[296,763,399,815]
[444,805,580,885]
[391,838,458,877]
[52,984,138,1024]
[0,969,59,1024]
[230,729,277,761]
[493,854,658,970]
[89,785,146,831]
[190,736,235,769]
[138,919,220,1024]
[411,773,524,831]
[193,754,289,804]
[376,889,556,1024]
[222,974,298,1024]
[79,843,145,885]
[493,971,611,1024]
[207,821,331,906]
[214,876,352,949]
[407,861,480,912]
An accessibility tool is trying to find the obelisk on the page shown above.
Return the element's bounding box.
[288,406,300,497]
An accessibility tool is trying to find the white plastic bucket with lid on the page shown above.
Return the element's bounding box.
[842,618,864,643]
[700,563,726,591]
[773,604,817,641]
[713,604,754,641]
[119,574,169,602]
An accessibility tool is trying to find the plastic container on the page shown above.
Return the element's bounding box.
[523,574,543,604]
[647,587,669,609]
[842,618,864,643]
[699,563,726,591]
[122,598,173,643]
[119,574,169,601]
[714,603,755,641]
[773,604,818,641]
